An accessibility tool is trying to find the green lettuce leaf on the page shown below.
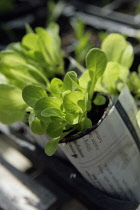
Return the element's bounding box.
[45,138,60,156]
[0,84,27,124]
[101,33,127,62]
[86,48,107,99]
[22,85,47,108]
[29,113,46,135]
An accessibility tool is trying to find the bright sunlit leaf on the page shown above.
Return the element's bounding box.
[0,84,27,124]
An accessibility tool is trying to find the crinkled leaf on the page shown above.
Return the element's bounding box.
[34,96,62,122]
[63,91,85,114]
[22,85,47,108]
[0,84,27,124]
[45,138,60,156]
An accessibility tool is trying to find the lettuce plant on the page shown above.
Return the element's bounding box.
[99,33,140,101]
[77,33,134,100]
[0,28,139,142]
[1,22,64,84]
[22,33,140,156]
[0,23,65,124]
[22,48,107,156]
[95,33,134,95]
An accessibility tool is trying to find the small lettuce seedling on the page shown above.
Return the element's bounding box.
[22,48,107,156]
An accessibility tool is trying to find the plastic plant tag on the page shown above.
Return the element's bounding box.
[59,86,140,202]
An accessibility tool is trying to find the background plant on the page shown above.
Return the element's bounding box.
[127,65,140,100]
[94,33,134,95]
[98,33,140,101]
[46,0,65,25]
[70,18,93,65]
[0,22,65,124]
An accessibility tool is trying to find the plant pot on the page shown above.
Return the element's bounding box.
[59,86,140,202]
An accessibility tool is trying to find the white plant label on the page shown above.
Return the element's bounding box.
[59,86,140,202]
